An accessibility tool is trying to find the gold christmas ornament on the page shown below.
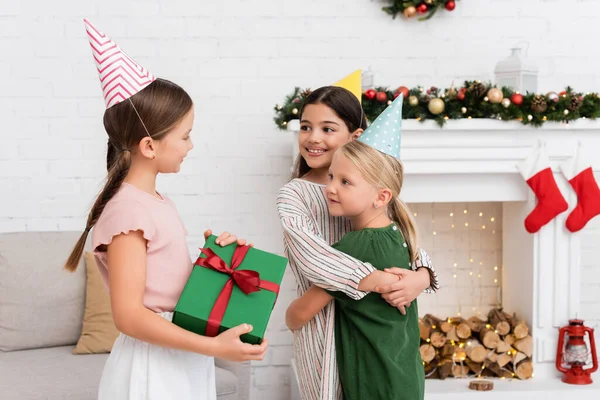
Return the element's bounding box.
[446,87,457,99]
[527,115,533,121]
[387,100,392,105]
[487,88,503,104]
[564,109,570,116]
[409,95,419,106]
[461,107,467,114]
[484,96,489,102]
[501,98,511,108]
[292,108,298,115]
[428,98,445,115]
[403,6,417,18]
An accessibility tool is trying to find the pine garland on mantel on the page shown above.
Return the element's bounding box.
[273,81,600,130]
[383,0,458,21]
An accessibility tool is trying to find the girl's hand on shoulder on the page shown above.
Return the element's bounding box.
[204,229,253,247]
[213,324,268,362]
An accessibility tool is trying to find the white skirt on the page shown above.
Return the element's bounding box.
[98,312,216,400]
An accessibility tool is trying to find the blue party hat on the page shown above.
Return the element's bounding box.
[358,93,403,158]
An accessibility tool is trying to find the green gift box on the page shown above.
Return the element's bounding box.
[173,235,287,344]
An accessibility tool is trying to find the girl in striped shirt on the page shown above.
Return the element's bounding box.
[277,86,438,400]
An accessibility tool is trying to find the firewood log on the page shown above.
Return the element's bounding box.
[497,352,512,368]
[487,352,498,363]
[456,323,472,339]
[513,335,533,358]
[479,326,501,349]
[488,309,512,336]
[513,322,529,340]
[465,339,487,363]
[452,364,469,378]
[469,380,494,391]
[511,351,527,366]
[431,331,447,348]
[446,326,460,342]
[467,316,486,333]
[495,340,511,353]
[505,334,516,346]
[515,359,534,380]
[424,357,439,379]
[484,359,513,378]
[423,314,443,330]
[419,318,431,341]
[420,344,436,363]
[437,357,453,380]
[440,320,453,333]
[465,359,483,374]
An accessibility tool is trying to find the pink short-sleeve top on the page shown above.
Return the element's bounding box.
[92,182,192,312]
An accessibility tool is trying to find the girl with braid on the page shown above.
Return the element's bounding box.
[64,20,266,400]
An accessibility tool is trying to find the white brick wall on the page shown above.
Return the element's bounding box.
[2,1,600,398]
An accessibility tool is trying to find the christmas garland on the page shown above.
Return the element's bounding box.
[383,0,458,21]
[273,81,600,130]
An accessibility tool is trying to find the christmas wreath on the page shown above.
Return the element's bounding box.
[273,81,600,129]
[383,0,458,21]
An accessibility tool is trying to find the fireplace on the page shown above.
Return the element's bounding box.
[287,119,600,398]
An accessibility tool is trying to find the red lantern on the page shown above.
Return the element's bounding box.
[556,319,598,384]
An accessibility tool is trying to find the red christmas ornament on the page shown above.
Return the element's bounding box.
[457,91,465,101]
[396,86,410,99]
[376,91,388,103]
[417,3,428,14]
[445,1,456,11]
[559,91,567,97]
[511,93,524,106]
[365,89,377,100]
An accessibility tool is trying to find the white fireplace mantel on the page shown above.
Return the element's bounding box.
[288,119,600,203]
[287,119,600,398]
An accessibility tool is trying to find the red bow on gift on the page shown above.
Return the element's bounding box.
[194,245,279,337]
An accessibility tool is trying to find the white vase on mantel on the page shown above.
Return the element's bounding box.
[287,119,300,172]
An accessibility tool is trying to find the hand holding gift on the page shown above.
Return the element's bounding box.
[174,235,288,345]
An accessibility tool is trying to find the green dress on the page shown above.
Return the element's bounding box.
[327,223,425,400]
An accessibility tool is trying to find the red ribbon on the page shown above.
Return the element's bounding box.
[194,245,280,337]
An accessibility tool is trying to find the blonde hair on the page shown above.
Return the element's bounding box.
[338,140,418,262]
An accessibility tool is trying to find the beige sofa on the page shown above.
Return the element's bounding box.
[0,231,250,399]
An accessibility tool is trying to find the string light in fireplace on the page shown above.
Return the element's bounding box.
[415,203,504,320]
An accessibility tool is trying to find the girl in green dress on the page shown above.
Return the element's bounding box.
[286,138,425,400]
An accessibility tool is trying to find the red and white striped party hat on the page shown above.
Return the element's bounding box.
[84,19,155,109]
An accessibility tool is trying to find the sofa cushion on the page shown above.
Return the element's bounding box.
[0,232,87,352]
[72,252,120,354]
[0,346,107,399]
[0,346,238,399]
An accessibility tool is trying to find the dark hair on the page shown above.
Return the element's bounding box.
[64,78,193,271]
[291,86,368,179]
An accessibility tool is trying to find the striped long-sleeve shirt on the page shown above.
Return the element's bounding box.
[277,179,439,400]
